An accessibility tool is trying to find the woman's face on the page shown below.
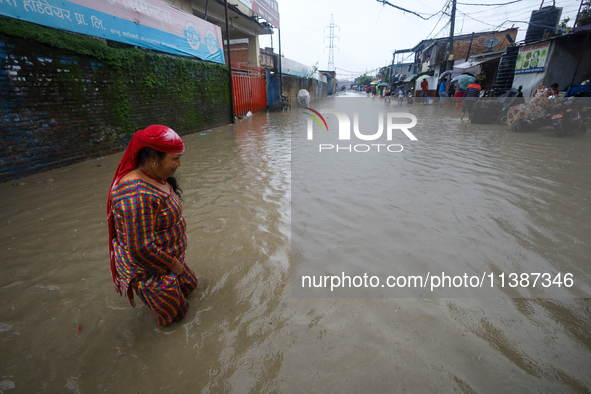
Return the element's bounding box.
[155,153,182,179]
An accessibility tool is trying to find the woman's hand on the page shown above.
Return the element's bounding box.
[170,256,185,276]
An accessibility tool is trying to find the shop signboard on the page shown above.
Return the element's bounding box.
[515,42,550,74]
[238,0,279,28]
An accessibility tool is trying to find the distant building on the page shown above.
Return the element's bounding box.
[260,47,277,71]
[407,28,518,95]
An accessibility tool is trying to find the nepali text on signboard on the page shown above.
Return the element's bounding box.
[0,0,225,64]
[238,0,279,28]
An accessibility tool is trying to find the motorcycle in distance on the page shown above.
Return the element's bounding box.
[407,91,414,104]
[512,94,587,137]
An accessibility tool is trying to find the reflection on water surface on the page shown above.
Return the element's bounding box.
[0,93,589,392]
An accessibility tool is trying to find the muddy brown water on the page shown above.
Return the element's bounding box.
[1,92,590,393]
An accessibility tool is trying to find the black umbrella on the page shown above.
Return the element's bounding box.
[439,70,452,80]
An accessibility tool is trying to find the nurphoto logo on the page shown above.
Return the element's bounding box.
[303,108,418,153]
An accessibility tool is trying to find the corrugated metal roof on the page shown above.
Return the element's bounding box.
[454,55,502,69]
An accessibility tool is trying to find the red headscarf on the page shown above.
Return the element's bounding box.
[107,125,185,298]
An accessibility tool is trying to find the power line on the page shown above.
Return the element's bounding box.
[280,13,320,34]
[457,0,522,5]
[434,21,452,38]
[375,0,445,20]
[336,66,380,74]
[456,8,506,27]
[426,0,453,39]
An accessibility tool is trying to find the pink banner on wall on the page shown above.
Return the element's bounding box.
[1,0,225,62]
[71,0,223,45]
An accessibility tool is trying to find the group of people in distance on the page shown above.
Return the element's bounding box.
[367,84,408,103]
[434,76,484,122]
[364,75,484,119]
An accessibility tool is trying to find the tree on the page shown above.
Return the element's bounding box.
[308,61,319,79]
[558,17,570,29]
[357,74,372,86]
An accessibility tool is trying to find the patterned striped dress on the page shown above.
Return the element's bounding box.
[111,179,198,326]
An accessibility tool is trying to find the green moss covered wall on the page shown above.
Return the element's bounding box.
[0,16,231,182]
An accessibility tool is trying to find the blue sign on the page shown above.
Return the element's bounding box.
[0,0,225,64]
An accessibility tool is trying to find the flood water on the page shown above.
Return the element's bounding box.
[1,91,590,393]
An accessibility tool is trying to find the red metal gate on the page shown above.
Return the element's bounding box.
[231,62,267,117]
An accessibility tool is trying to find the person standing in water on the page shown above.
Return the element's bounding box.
[107,125,198,326]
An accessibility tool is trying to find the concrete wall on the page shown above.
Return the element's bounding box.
[280,57,312,78]
[282,75,328,104]
[0,18,231,182]
[266,74,328,110]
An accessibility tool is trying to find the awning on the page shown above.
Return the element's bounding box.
[404,74,417,82]
[454,55,502,69]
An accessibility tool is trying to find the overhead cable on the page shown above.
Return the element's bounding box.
[426,0,452,39]
[376,0,444,20]
[456,9,505,27]
[336,67,380,74]
[457,0,522,5]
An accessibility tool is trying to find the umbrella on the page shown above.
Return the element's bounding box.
[379,82,388,86]
[450,74,476,90]
[416,75,429,82]
[370,80,380,85]
[439,70,452,80]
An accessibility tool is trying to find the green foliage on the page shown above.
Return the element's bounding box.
[357,74,372,86]
[0,15,230,136]
[558,17,570,29]
[0,15,145,67]
[576,6,591,27]
[308,61,319,79]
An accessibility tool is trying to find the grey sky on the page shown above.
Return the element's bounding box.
[258,0,582,78]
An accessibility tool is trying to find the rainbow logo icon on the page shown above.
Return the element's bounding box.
[303,107,329,131]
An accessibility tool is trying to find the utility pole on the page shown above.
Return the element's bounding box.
[447,0,457,71]
[391,51,395,85]
[224,0,235,123]
[278,27,282,95]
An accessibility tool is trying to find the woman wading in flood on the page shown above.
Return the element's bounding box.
[107,125,198,326]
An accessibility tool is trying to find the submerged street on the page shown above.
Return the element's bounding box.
[1,92,590,393]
